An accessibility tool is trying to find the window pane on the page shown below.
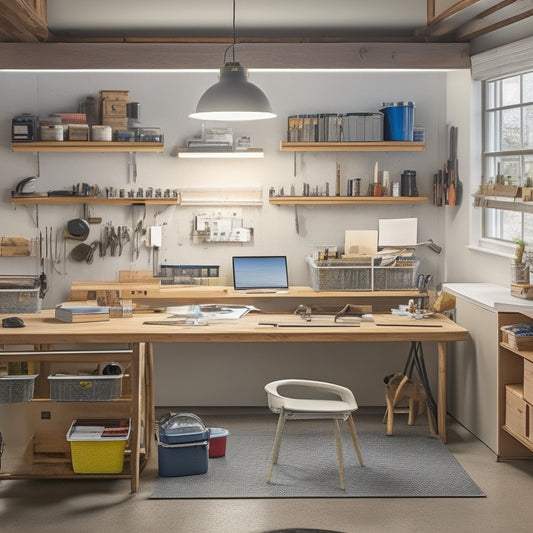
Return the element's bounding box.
[524,72,533,103]
[483,208,522,240]
[486,80,497,107]
[524,212,533,243]
[502,75,520,106]
[502,107,521,150]
[501,211,522,241]
[524,104,533,149]
[525,155,533,185]
[485,110,499,152]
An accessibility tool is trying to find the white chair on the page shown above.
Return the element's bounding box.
[264,379,364,489]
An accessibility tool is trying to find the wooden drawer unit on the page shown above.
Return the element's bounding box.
[505,384,528,438]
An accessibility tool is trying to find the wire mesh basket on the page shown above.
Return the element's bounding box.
[0,374,39,403]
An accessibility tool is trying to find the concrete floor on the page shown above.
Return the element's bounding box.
[1,410,533,533]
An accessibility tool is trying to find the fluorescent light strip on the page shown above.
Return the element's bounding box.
[1,68,453,73]
[178,151,264,159]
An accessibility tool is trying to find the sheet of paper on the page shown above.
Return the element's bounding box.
[378,218,418,247]
[344,230,378,255]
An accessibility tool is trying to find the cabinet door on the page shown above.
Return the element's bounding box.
[448,298,499,452]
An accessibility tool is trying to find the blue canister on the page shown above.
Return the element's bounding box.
[380,101,415,141]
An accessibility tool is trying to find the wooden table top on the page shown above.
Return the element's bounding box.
[0,310,468,345]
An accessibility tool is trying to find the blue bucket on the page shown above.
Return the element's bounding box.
[380,102,415,141]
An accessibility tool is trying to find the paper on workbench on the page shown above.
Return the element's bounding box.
[378,218,417,247]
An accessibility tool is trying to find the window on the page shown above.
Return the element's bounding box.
[482,71,533,243]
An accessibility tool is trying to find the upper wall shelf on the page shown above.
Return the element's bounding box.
[269,196,428,205]
[11,196,179,206]
[279,141,426,152]
[11,142,165,153]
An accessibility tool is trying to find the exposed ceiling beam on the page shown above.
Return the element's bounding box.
[0,41,471,70]
[455,0,533,40]
[417,0,533,40]
[0,0,50,42]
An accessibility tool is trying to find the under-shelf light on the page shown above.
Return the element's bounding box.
[178,150,264,159]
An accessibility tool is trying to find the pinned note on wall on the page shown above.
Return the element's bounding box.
[378,218,418,248]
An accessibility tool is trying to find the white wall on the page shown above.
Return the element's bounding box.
[0,70,449,406]
[444,70,511,286]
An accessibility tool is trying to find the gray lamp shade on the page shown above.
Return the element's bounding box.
[190,62,276,121]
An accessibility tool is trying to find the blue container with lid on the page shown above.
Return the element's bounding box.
[157,412,209,477]
[380,101,415,141]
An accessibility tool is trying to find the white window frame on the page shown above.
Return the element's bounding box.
[470,37,533,258]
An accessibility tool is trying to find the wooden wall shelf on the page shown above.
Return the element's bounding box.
[11,196,179,206]
[280,141,426,152]
[269,196,428,205]
[11,142,165,153]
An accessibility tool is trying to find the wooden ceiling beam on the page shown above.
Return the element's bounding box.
[0,41,471,70]
[454,1,533,40]
[0,0,50,42]
[418,0,525,39]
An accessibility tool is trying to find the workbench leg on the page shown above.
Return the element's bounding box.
[143,342,155,462]
[437,341,447,443]
[130,343,143,494]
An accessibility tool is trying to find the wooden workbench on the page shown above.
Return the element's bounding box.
[0,310,467,493]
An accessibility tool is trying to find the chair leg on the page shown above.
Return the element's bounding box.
[347,414,364,466]
[333,419,345,490]
[266,411,286,483]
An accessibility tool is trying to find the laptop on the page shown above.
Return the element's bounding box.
[232,256,289,293]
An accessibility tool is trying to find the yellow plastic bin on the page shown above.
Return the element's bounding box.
[66,419,130,474]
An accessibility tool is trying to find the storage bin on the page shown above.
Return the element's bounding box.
[380,101,415,141]
[66,419,130,474]
[505,384,527,438]
[0,374,38,403]
[157,412,209,477]
[208,427,229,458]
[306,256,418,292]
[48,373,123,401]
[0,288,41,314]
[307,257,372,291]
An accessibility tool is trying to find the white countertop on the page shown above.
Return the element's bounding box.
[444,282,533,317]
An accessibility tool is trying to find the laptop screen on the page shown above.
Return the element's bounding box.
[232,256,289,291]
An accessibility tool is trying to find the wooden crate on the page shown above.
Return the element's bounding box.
[511,283,533,300]
[505,384,528,438]
[501,324,533,350]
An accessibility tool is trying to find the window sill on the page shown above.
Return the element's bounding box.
[467,240,514,260]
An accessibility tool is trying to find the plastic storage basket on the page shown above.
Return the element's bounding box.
[48,374,123,402]
[0,374,39,403]
[66,419,130,474]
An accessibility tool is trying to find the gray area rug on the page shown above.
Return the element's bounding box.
[151,413,485,499]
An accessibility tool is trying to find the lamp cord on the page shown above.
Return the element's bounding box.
[223,0,237,64]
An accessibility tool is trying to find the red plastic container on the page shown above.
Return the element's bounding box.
[208,427,229,458]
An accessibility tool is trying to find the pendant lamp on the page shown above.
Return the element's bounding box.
[190,0,276,121]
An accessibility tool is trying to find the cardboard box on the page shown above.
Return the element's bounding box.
[505,384,528,438]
